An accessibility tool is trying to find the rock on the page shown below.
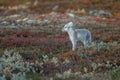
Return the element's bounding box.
[89,10,112,17]
[1,21,9,25]
[52,5,59,11]
[7,14,20,18]
[23,18,29,21]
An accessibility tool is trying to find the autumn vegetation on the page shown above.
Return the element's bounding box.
[0,0,120,80]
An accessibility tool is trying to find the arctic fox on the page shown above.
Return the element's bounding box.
[62,22,92,51]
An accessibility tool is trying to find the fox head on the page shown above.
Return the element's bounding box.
[62,22,74,32]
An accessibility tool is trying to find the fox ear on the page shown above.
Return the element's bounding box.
[68,22,73,26]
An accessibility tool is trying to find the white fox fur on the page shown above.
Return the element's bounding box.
[62,22,92,51]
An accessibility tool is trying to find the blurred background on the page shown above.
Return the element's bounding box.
[0,0,120,80]
[0,0,120,15]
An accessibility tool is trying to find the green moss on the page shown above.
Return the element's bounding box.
[26,73,44,80]
[111,68,120,80]
[0,2,7,6]
[83,77,91,80]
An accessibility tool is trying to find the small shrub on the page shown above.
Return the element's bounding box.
[110,68,120,80]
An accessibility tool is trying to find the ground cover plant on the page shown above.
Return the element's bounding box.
[0,0,120,80]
